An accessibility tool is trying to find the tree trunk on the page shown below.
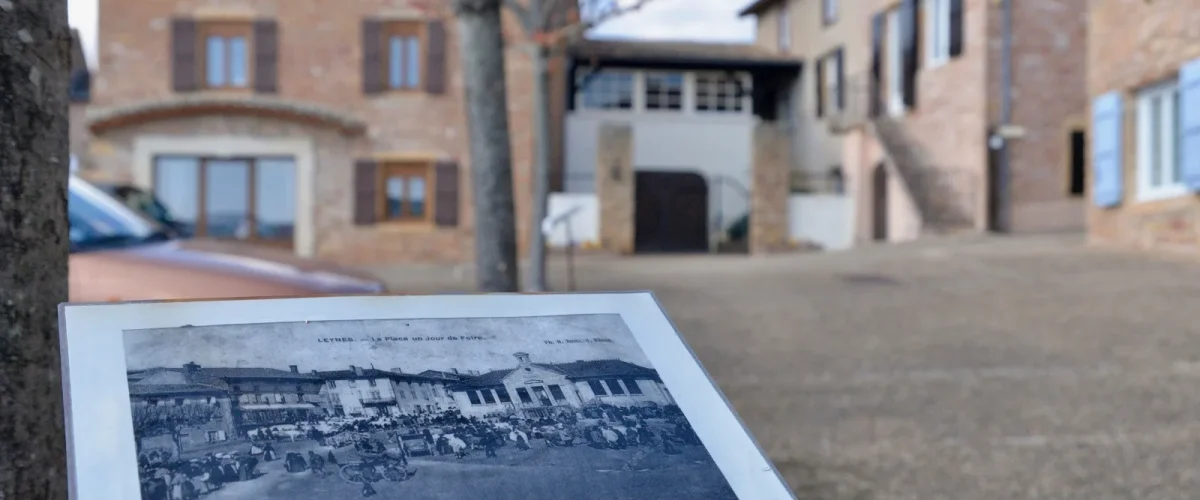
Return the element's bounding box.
[0,0,72,499]
[454,0,520,292]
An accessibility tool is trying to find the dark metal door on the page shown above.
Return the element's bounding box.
[872,162,889,241]
[635,171,709,253]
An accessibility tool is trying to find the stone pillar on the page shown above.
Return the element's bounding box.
[750,121,791,254]
[596,123,635,254]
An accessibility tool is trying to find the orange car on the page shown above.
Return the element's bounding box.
[68,175,387,302]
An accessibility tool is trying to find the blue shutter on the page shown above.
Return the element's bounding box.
[1091,91,1123,208]
[1180,57,1200,190]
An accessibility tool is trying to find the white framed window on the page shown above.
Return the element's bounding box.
[1136,80,1183,202]
[644,72,684,111]
[822,0,837,25]
[577,71,634,110]
[777,3,791,51]
[695,72,748,114]
[925,0,952,68]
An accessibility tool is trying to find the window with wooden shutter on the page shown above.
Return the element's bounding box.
[834,47,845,111]
[900,0,919,109]
[197,22,255,90]
[383,21,424,91]
[815,58,825,118]
[425,20,447,94]
[378,163,433,222]
[1090,91,1123,208]
[171,19,199,92]
[353,160,379,225]
[948,0,964,58]
[253,20,278,93]
[362,20,385,94]
[434,160,460,227]
[363,19,445,94]
[869,13,884,117]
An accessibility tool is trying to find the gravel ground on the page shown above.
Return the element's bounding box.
[370,234,1200,499]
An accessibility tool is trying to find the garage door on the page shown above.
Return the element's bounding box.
[634,171,709,253]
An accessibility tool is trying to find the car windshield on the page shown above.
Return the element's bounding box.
[69,177,171,252]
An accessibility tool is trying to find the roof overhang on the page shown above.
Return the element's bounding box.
[738,0,783,17]
[87,95,367,136]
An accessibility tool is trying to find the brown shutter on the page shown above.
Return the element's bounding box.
[171,18,198,92]
[433,160,460,227]
[948,0,964,58]
[354,160,379,225]
[253,20,279,93]
[869,13,884,117]
[424,20,448,95]
[835,47,845,111]
[815,58,825,118]
[900,0,919,109]
[362,19,385,95]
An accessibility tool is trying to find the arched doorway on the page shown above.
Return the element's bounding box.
[634,171,710,253]
[872,162,889,241]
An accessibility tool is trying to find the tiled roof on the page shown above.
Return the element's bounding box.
[316,369,439,383]
[550,360,658,379]
[128,384,228,396]
[448,360,659,390]
[197,367,321,381]
[418,370,465,381]
[447,369,513,390]
[569,39,798,64]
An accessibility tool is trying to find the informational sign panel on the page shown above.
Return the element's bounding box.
[59,293,794,500]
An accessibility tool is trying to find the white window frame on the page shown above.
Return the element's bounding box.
[823,0,838,25]
[1136,80,1184,202]
[694,71,751,115]
[574,70,636,111]
[925,0,952,68]
[777,3,791,51]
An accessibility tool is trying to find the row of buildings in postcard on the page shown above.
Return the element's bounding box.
[67,0,1200,261]
[127,353,673,450]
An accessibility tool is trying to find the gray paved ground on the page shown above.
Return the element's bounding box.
[369,234,1200,499]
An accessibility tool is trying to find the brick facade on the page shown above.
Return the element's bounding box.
[1086,0,1200,252]
[88,0,553,265]
[745,0,1089,239]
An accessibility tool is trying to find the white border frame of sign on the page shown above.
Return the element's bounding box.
[59,292,797,500]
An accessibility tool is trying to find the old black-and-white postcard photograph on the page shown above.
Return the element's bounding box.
[122,314,739,500]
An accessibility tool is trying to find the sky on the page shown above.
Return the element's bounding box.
[123,314,652,375]
[67,0,756,69]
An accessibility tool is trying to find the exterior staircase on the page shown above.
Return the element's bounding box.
[869,115,976,235]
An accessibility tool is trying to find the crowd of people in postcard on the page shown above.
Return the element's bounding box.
[137,402,705,499]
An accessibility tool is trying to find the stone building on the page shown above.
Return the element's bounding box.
[447,352,673,419]
[316,365,456,417]
[741,0,1090,242]
[1086,0,1200,252]
[83,0,806,263]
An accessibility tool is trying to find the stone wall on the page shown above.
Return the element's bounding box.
[750,122,791,254]
[595,123,634,254]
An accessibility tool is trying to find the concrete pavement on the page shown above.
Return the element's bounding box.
[370,234,1200,499]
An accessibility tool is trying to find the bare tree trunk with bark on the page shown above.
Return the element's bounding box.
[453,0,520,292]
[0,0,72,499]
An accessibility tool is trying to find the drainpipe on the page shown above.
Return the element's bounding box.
[994,0,1014,232]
